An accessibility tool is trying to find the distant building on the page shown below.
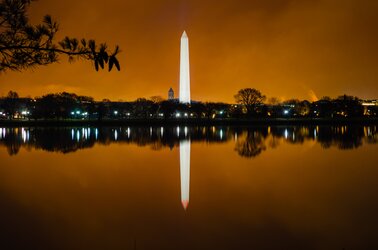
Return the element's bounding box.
[168,87,174,100]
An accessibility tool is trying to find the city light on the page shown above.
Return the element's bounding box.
[114,111,118,115]
[283,110,289,115]
[176,113,181,118]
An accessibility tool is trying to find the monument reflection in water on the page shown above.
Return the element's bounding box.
[180,139,190,210]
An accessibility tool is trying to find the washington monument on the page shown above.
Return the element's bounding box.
[179,31,191,103]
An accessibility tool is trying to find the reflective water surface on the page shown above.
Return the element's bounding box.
[0,125,377,249]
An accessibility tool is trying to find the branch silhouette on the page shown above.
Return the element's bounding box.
[0,0,120,72]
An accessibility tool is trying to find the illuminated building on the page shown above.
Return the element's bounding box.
[168,87,174,100]
[179,31,191,104]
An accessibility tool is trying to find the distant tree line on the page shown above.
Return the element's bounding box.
[0,88,376,120]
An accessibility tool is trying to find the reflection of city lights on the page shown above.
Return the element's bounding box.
[0,128,3,139]
[22,128,26,142]
[284,129,289,139]
[76,130,80,141]
[160,127,164,137]
[127,127,131,139]
[71,129,74,140]
[184,126,188,137]
[95,128,98,140]
[220,129,223,140]
[177,126,180,137]
[114,130,118,140]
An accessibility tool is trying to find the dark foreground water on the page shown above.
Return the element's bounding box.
[0,125,377,250]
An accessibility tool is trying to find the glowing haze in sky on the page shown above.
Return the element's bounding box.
[1,0,377,102]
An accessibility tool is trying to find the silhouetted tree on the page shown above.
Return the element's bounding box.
[0,0,120,72]
[190,102,206,118]
[150,96,164,104]
[234,129,267,158]
[160,100,177,118]
[333,95,363,117]
[2,90,19,118]
[320,96,332,101]
[132,98,155,118]
[268,97,281,105]
[234,88,266,116]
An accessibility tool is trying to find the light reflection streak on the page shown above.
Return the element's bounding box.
[21,128,26,142]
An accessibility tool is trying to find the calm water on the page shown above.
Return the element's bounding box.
[0,125,377,249]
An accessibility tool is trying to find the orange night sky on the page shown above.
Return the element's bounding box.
[1,0,377,102]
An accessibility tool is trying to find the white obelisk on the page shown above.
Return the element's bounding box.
[179,31,191,104]
[180,139,190,210]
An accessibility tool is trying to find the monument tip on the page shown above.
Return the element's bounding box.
[182,31,188,38]
[182,200,189,210]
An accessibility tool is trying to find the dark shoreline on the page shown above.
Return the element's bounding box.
[0,117,378,127]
